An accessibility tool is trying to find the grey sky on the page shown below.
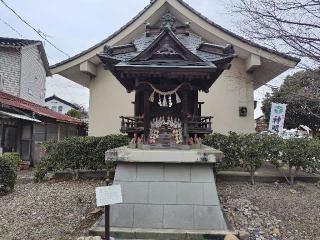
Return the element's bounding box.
[0,0,289,116]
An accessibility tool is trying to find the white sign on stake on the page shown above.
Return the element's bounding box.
[95,185,123,207]
[268,102,287,134]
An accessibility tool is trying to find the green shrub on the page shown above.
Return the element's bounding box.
[203,132,242,170]
[276,138,320,184]
[2,152,21,169]
[0,156,18,193]
[238,134,266,185]
[205,132,320,185]
[34,135,129,182]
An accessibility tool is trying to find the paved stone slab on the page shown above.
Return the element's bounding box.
[115,163,137,181]
[163,205,194,229]
[121,182,148,204]
[136,163,164,181]
[149,182,177,204]
[110,204,134,228]
[164,164,191,182]
[203,182,219,205]
[177,182,203,205]
[193,206,228,230]
[133,204,163,228]
[191,165,213,183]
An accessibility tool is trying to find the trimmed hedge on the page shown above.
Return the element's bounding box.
[204,133,320,184]
[0,155,18,194]
[34,135,129,182]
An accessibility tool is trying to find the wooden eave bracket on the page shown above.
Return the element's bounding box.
[80,61,97,77]
[246,54,261,73]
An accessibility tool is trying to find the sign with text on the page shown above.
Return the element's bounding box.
[268,103,287,134]
[95,185,123,207]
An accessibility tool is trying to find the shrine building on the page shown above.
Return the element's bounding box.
[50,0,299,139]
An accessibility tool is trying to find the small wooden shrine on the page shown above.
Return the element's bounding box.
[99,11,236,148]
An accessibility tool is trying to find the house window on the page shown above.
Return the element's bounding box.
[51,106,57,112]
[58,106,63,113]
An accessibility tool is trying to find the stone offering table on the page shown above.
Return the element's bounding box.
[91,146,230,239]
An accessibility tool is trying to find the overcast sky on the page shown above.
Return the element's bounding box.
[0,0,292,117]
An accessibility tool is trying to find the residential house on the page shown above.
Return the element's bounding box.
[50,0,299,137]
[0,37,50,105]
[45,94,80,114]
[0,37,83,165]
[0,91,83,165]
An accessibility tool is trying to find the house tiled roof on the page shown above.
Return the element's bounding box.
[0,91,82,125]
[50,0,299,70]
[0,37,39,47]
[0,36,51,76]
[45,95,80,110]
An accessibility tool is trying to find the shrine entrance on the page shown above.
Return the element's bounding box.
[99,10,236,148]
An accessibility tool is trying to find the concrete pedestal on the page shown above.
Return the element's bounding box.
[112,162,227,230]
[91,147,229,238]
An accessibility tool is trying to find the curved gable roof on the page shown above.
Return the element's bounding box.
[51,0,299,72]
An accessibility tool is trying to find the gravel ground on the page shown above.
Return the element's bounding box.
[2,171,320,240]
[0,171,104,240]
[217,181,320,240]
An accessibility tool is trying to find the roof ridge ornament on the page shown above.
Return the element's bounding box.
[161,10,176,30]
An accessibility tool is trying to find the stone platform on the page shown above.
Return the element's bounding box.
[91,147,229,239]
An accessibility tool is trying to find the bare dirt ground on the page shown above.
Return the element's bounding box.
[217,181,320,240]
[0,171,103,240]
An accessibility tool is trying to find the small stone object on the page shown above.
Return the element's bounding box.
[224,234,239,240]
[238,230,250,240]
[289,189,298,194]
[272,227,281,236]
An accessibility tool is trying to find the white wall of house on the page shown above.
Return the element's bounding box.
[199,58,255,134]
[20,45,46,105]
[0,45,46,105]
[45,99,74,114]
[0,48,21,97]
[88,66,135,136]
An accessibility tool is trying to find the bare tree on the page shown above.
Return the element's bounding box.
[232,0,320,66]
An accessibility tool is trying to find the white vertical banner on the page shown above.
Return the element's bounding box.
[268,103,287,134]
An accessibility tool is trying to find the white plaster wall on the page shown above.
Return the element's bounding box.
[199,58,255,134]
[0,48,21,96]
[88,59,254,136]
[88,65,134,136]
[45,99,74,114]
[20,45,46,105]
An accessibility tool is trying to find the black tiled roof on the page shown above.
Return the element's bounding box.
[0,37,40,47]
[99,30,234,64]
[0,36,51,76]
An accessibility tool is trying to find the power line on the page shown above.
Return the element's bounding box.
[0,0,70,58]
[0,16,23,38]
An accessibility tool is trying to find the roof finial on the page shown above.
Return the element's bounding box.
[161,10,176,30]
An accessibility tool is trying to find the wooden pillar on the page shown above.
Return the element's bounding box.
[143,91,150,141]
[182,91,189,143]
[134,92,138,117]
[193,91,198,116]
